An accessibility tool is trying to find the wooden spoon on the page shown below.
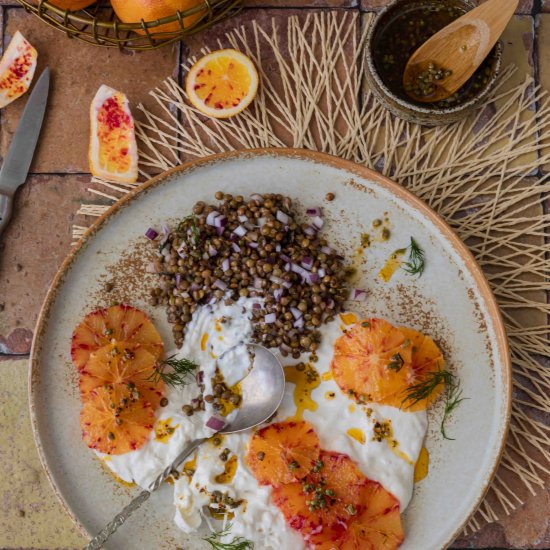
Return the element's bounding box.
[403,0,518,103]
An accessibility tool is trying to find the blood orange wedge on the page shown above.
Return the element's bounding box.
[246,420,320,485]
[80,384,156,455]
[186,49,259,119]
[331,319,413,407]
[272,451,367,545]
[399,327,445,411]
[335,481,404,550]
[71,304,163,371]
[89,84,138,184]
[79,341,165,408]
[0,31,37,108]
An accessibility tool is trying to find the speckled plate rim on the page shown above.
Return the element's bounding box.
[29,147,512,549]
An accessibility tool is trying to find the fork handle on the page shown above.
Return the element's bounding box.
[0,192,13,238]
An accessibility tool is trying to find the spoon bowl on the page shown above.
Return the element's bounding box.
[220,344,285,434]
[403,0,518,103]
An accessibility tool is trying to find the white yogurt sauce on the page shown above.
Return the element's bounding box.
[99,300,428,548]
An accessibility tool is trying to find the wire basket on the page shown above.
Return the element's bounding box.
[16,0,242,51]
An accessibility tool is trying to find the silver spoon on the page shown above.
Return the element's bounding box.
[85,344,285,550]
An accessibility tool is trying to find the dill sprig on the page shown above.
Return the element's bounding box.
[401,368,466,440]
[203,524,254,550]
[402,237,425,276]
[441,380,467,440]
[148,356,199,387]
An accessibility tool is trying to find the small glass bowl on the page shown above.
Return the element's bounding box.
[364,0,502,126]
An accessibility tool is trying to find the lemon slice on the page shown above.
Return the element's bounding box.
[0,31,37,109]
[186,49,259,119]
[89,84,138,184]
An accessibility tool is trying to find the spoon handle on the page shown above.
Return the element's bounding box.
[84,437,207,550]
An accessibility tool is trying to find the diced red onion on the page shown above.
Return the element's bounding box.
[251,193,263,202]
[175,274,182,287]
[190,283,199,291]
[244,222,255,231]
[351,288,368,302]
[294,317,304,328]
[230,232,239,242]
[306,207,322,217]
[160,225,170,246]
[222,258,230,272]
[264,313,276,324]
[181,292,190,299]
[252,302,262,310]
[254,277,263,289]
[284,263,291,272]
[269,275,285,286]
[258,217,267,227]
[202,252,210,261]
[291,263,309,279]
[276,210,289,224]
[321,245,333,255]
[275,244,281,252]
[206,416,226,431]
[282,280,292,289]
[213,279,228,291]
[177,242,187,259]
[145,227,159,240]
[248,242,259,249]
[301,256,314,270]
[234,225,247,237]
[280,253,291,263]
[238,215,248,223]
[304,225,316,237]
[290,307,303,319]
[215,226,225,236]
[274,288,283,302]
[335,254,345,261]
[307,272,320,284]
[206,211,220,226]
[214,215,227,228]
[318,268,326,278]
[232,243,241,253]
[196,370,204,384]
[312,216,324,229]
[208,245,218,257]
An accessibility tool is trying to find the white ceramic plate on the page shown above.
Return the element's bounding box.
[30,149,511,550]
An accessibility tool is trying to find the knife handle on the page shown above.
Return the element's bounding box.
[0,192,13,237]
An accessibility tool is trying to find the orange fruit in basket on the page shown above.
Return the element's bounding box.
[399,327,445,411]
[331,319,413,407]
[186,49,259,119]
[48,0,96,9]
[79,341,164,407]
[0,31,37,109]
[80,384,156,454]
[246,420,320,486]
[89,84,138,184]
[111,0,205,35]
[71,305,163,371]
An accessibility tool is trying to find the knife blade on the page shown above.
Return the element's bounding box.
[0,67,50,236]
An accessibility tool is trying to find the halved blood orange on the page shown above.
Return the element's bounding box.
[0,31,37,108]
[399,327,445,411]
[80,385,156,455]
[71,305,163,371]
[331,319,412,407]
[89,84,138,184]
[79,341,164,408]
[246,420,320,486]
[186,49,259,119]
[272,451,367,545]
[336,481,404,550]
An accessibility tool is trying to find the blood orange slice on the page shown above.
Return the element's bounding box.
[331,319,413,406]
[71,304,163,371]
[399,327,445,411]
[80,385,156,455]
[186,49,259,119]
[272,451,367,545]
[89,84,138,184]
[0,31,37,108]
[79,341,164,408]
[336,481,404,550]
[246,420,320,486]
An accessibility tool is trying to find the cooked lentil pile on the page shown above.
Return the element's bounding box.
[149,193,349,356]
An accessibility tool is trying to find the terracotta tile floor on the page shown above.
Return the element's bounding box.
[0,2,549,549]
